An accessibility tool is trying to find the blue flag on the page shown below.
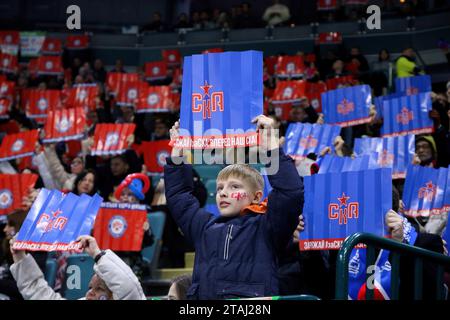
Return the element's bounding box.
[381,92,433,137]
[177,50,263,149]
[284,123,341,158]
[13,189,103,251]
[300,168,392,250]
[395,75,432,95]
[317,154,380,174]
[322,85,372,127]
[402,165,448,218]
[373,92,403,119]
[354,135,415,179]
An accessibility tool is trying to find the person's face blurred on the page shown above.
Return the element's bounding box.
[152,13,161,21]
[192,12,200,22]
[85,275,112,300]
[291,107,307,122]
[200,12,209,21]
[94,59,103,70]
[38,82,47,90]
[333,60,344,72]
[168,283,180,300]
[416,141,433,163]
[351,48,360,56]
[380,50,389,61]
[110,158,129,177]
[115,59,123,70]
[120,106,134,122]
[155,122,168,137]
[120,187,139,204]
[242,4,250,13]
[73,58,81,67]
[404,48,415,58]
[74,75,84,84]
[216,177,259,217]
[70,157,84,175]
[77,172,95,194]
[3,223,16,240]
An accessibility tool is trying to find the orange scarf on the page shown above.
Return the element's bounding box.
[240,198,268,216]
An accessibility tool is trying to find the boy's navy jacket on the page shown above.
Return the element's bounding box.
[164,148,304,299]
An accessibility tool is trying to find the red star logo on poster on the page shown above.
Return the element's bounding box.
[200,81,213,97]
[338,193,350,206]
[51,209,63,218]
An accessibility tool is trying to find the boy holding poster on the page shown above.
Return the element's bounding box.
[164,115,304,299]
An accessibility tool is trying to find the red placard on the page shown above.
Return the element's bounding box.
[272,80,306,104]
[0,174,38,215]
[0,97,12,119]
[116,81,148,107]
[142,140,172,174]
[66,84,99,111]
[26,89,61,119]
[162,49,181,67]
[202,48,224,54]
[0,31,19,54]
[66,35,89,49]
[0,52,18,74]
[276,55,305,78]
[93,203,147,251]
[0,80,15,99]
[41,38,63,55]
[305,81,327,112]
[91,123,136,156]
[42,107,86,143]
[136,86,173,113]
[28,58,38,77]
[106,72,139,97]
[264,56,278,76]
[315,32,343,45]
[171,67,182,88]
[317,0,338,10]
[325,75,356,90]
[36,56,64,75]
[0,130,39,161]
[144,61,167,81]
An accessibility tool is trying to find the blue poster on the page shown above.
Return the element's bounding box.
[395,75,432,95]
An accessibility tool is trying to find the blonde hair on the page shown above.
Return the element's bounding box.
[217,164,264,192]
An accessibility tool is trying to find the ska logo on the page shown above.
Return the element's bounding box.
[418,181,437,202]
[299,135,318,149]
[406,87,419,95]
[192,80,224,119]
[45,60,53,70]
[286,62,296,73]
[283,87,293,98]
[127,88,138,100]
[377,149,394,166]
[337,99,355,115]
[37,98,48,111]
[0,189,13,209]
[156,150,170,167]
[108,215,128,238]
[168,54,176,62]
[396,107,414,125]
[74,39,81,46]
[2,58,9,67]
[152,66,160,75]
[328,192,359,225]
[105,132,119,149]
[56,116,71,133]
[11,139,24,152]
[48,42,55,50]
[147,93,159,106]
[37,209,68,233]
[76,89,87,101]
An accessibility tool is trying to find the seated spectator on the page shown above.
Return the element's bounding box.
[111,59,126,73]
[396,47,423,78]
[239,2,259,29]
[174,13,192,29]
[262,0,291,27]
[93,59,107,83]
[9,235,146,300]
[413,135,438,168]
[151,118,170,141]
[326,59,349,79]
[371,49,392,96]
[168,274,192,300]
[191,11,202,30]
[141,12,165,32]
[199,11,215,30]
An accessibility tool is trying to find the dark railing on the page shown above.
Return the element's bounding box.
[335,232,450,300]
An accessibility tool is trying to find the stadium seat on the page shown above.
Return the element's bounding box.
[44,258,58,289]
[204,179,217,200]
[141,211,166,276]
[193,164,223,181]
[61,254,95,300]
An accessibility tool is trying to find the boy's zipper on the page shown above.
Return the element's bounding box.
[223,225,234,260]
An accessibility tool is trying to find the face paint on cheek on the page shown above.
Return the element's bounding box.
[230,192,248,201]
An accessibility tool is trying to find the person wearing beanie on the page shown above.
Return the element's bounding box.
[414,135,437,167]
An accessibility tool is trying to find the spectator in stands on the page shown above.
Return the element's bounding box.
[396,47,423,78]
[230,5,243,29]
[191,11,202,30]
[199,11,215,30]
[174,13,192,29]
[0,210,47,300]
[262,0,291,27]
[151,118,170,141]
[371,49,392,96]
[72,169,98,196]
[141,12,165,32]
[346,47,370,82]
[70,57,82,81]
[9,235,146,300]
[326,59,349,79]
[168,274,192,300]
[111,59,126,73]
[413,135,438,168]
[239,2,259,29]
[164,116,303,299]
[93,59,107,83]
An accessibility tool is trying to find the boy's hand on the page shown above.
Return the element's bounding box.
[385,210,404,243]
[169,120,184,158]
[77,235,101,258]
[251,115,279,151]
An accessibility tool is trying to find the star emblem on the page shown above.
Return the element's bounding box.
[426,181,435,190]
[200,81,213,97]
[338,193,350,207]
[51,209,63,218]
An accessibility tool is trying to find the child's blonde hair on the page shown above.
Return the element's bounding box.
[217,164,264,192]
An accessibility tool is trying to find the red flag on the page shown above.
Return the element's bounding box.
[91,123,136,156]
[136,86,172,113]
[162,49,181,66]
[0,130,38,161]
[37,56,64,75]
[144,61,167,81]
[325,75,355,90]
[0,174,38,215]
[272,80,306,104]
[66,35,89,49]
[305,81,327,112]
[116,81,148,107]
[26,89,61,119]
[202,48,224,54]
[0,31,19,54]
[41,38,63,55]
[28,58,38,77]
[264,56,278,76]
[0,80,15,99]
[142,140,172,174]
[66,84,99,111]
[0,52,18,74]
[276,56,305,78]
[66,140,82,158]
[317,0,338,10]
[315,32,343,45]
[0,97,12,119]
[93,204,147,251]
[42,107,86,143]
[106,72,139,96]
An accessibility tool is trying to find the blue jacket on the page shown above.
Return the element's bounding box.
[164,148,303,299]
